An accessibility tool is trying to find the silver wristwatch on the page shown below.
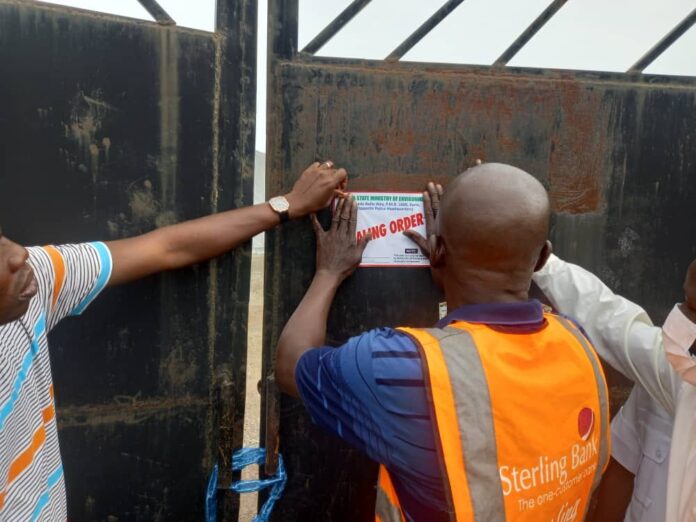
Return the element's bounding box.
[268,196,290,223]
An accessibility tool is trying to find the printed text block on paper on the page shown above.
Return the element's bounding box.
[352,192,429,267]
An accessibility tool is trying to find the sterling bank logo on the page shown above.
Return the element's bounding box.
[577,407,595,441]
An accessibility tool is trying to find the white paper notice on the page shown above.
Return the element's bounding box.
[352,192,429,267]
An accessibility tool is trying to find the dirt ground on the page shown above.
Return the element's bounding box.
[239,252,264,522]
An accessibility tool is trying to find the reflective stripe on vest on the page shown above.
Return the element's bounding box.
[374,313,610,522]
[375,467,405,522]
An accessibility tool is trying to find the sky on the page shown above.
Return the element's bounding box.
[41,0,696,153]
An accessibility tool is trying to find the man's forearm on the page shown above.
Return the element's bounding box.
[107,203,279,286]
[106,161,348,287]
[149,203,279,268]
[276,271,342,397]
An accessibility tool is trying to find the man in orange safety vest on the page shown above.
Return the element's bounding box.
[275,162,610,521]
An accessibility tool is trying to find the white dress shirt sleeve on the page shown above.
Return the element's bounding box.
[667,384,696,522]
[663,306,696,522]
[533,254,679,416]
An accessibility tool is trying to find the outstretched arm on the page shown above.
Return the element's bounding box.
[106,162,346,286]
[275,196,369,397]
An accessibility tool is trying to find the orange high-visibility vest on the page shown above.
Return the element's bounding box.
[375,313,610,522]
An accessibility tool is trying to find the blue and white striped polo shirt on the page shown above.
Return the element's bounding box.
[0,242,111,521]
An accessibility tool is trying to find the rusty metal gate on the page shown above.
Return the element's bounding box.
[262,1,696,520]
[0,0,256,519]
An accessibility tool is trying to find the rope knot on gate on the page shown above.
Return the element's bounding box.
[206,447,287,522]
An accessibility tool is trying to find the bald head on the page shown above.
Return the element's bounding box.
[438,163,550,284]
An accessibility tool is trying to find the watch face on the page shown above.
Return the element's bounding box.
[269,196,289,213]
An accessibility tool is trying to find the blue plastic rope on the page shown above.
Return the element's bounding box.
[206,447,286,522]
[206,463,219,521]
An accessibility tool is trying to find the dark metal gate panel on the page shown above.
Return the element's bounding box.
[0,1,256,519]
[263,4,696,521]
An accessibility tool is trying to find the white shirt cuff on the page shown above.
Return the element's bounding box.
[665,304,696,346]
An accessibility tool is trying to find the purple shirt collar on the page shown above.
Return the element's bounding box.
[435,299,545,329]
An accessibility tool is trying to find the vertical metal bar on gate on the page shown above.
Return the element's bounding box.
[262,0,299,481]
[213,0,258,519]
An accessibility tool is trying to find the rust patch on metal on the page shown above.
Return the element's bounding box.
[370,128,415,156]
[348,171,449,192]
[549,173,603,214]
[284,66,613,214]
[547,81,609,214]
